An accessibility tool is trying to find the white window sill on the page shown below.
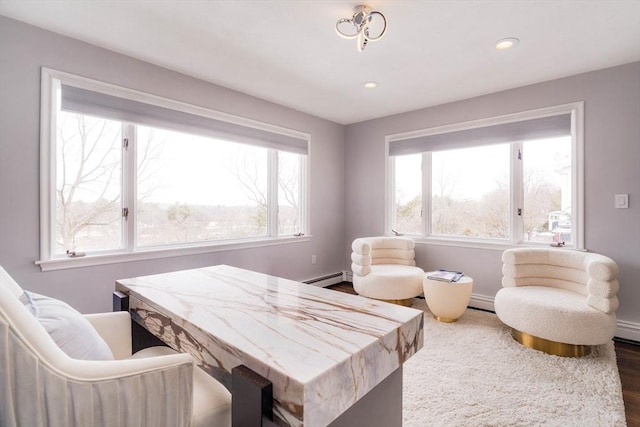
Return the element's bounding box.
[36,235,311,271]
[409,236,584,252]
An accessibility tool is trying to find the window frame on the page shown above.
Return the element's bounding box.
[385,102,584,251]
[38,68,310,271]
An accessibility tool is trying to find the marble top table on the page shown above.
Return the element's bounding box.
[115,265,424,427]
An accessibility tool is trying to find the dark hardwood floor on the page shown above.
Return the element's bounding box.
[616,340,640,426]
[326,282,640,426]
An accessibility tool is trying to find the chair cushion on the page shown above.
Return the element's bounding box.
[494,286,617,345]
[131,346,232,427]
[353,265,424,300]
[20,291,114,360]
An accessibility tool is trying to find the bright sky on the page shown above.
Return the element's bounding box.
[395,136,571,202]
[138,127,267,206]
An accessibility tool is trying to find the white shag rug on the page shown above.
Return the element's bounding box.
[403,299,627,426]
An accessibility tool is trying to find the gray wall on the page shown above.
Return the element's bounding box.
[0,17,345,313]
[345,62,640,338]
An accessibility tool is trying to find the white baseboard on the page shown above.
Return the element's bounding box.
[616,319,640,342]
[469,294,495,312]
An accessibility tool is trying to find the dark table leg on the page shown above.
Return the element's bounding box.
[232,365,276,427]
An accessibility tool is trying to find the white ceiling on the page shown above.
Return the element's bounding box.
[1,1,639,125]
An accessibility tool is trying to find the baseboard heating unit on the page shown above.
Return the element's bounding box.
[303,272,344,288]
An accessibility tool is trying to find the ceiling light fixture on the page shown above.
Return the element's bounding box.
[336,5,387,52]
[495,37,519,50]
[363,81,379,89]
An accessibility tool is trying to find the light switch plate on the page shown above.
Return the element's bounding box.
[615,194,629,209]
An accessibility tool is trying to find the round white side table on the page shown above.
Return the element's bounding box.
[422,273,474,322]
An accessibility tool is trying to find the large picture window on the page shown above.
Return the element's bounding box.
[39,68,309,269]
[387,103,583,249]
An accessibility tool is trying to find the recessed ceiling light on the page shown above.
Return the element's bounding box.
[363,81,379,89]
[495,37,519,50]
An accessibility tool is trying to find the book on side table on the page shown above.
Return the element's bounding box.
[427,269,464,283]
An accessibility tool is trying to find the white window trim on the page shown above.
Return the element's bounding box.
[38,68,311,271]
[385,102,585,250]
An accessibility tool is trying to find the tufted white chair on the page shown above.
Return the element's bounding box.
[494,248,619,357]
[351,236,424,306]
[0,266,231,427]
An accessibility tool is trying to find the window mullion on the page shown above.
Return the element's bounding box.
[388,157,396,233]
[511,142,524,244]
[268,150,278,237]
[122,124,136,251]
[422,152,431,238]
[299,154,309,235]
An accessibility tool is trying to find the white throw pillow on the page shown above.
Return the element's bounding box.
[20,290,114,360]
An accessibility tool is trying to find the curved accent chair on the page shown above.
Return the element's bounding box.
[0,266,231,427]
[351,236,424,306]
[494,248,619,357]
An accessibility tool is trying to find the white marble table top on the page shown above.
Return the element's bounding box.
[116,265,423,427]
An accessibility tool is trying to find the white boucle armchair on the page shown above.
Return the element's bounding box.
[351,236,424,306]
[494,248,619,357]
[0,266,231,427]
